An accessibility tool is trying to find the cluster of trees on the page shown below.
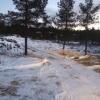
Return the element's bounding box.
[55,0,100,54]
[0,0,100,55]
[0,0,50,55]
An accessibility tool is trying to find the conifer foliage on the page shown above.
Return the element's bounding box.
[57,0,75,50]
[12,0,48,55]
[79,0,100,55]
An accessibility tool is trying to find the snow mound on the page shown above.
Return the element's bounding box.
[79,55,91,60]
[16,58,50,69]
[89,65,100,69]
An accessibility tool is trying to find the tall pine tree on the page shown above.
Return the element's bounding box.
[57,0,75,50]
[12,0,48,55]
[79,0,100,55]
[0,13,5,33]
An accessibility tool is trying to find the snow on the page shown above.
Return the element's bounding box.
[0,36,100,100]
[89,65,100,69]
[79,55,90,60]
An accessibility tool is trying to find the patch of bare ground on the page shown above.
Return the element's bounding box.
[57,49,81,58]
[30,76,41,82]
[49,50,100,74]
[0,85,18,96]
[0,80,21,96]
[11,80,21,86]
[94,69,100,73]
[48,49,81,59]
[55,49,100,67]
[75,55,100,73]
[77,55,100,66]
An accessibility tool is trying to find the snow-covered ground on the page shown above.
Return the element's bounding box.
[0,36,100,100]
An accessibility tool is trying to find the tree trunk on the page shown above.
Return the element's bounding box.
[63,40,66,50]
[84,26,88,55]
[84,40,87,55]
[24,0,28,55]
[25,36,28,55]
[62,19,67,50]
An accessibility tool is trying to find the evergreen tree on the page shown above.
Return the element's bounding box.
[12,0,48,55]
[79,0,100,55]
[57,0,75,50]
[0,13,5,33]
[42,14,51,28]
[4,11,19,26]
[0,13,5,24]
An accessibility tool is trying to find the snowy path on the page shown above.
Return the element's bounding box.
[0,37,100,100]
[0,49,100,100]
[39,52,100,100]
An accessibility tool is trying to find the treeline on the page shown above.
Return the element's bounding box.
[0,25,100,43]
[0,0,100,55]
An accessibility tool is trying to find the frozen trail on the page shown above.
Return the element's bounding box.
[0,38,100,100]
[37,49,100,100]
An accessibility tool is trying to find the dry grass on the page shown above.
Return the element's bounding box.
[58,50,81,58]
[49,49,100,68]
[11,80,21,86]
[54,49,100,67]
[57,50,100,68]
[0,85,17,96]
[77,55,100,66]
[0,80,22,96]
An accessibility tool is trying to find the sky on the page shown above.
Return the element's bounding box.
[0,0,15,13]
[0,0,99,15]
[0,0,59,15]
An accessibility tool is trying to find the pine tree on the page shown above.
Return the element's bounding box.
[79,0,100,55]
[0,13,4,24]
[57,0,75,50]
[0,13,5,33]
[4,11,19,26]
[12,0,48,55]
